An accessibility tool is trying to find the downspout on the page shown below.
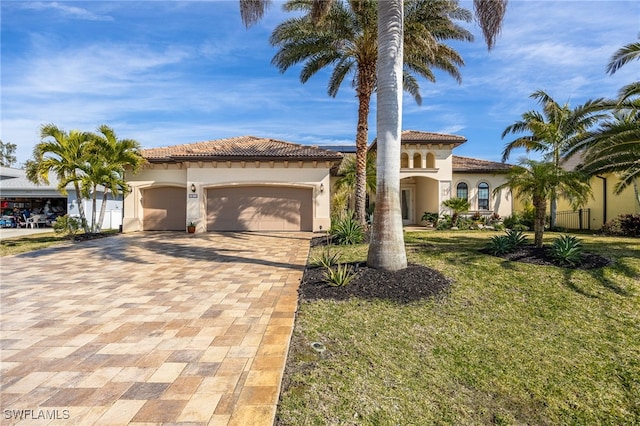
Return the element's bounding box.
[596,175,606,225]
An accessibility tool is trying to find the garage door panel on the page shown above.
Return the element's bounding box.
[143,187,187,231]
[207,186,311,231]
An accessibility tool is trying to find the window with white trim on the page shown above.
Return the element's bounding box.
[478,182,490,210]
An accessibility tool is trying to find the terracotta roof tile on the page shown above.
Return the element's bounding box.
[453,155,512,173]
[369,130,467,150]
[142,136,343,162]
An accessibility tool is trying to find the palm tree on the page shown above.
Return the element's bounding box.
[239,0,508,271]
[566,40,640,207]
[495,159,592,247]
[333,152,377,215]
[368,0,507,270]
[271,0,473,225]
[442,197,470,226]
[25,124,92,232]
[501,90,604,228]
[87,125,145,232]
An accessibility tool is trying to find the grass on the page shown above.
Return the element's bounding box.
[0,230,118,256]
[277,230,640,425]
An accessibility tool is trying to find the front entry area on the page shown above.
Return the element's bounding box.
[206,186,313,231]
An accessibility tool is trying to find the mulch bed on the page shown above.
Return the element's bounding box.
[300,236,452,303]
[481,245,612,270]
[299,262,452,303]
[298,237,612,303]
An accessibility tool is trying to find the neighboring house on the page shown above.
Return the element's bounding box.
[0,166,123,229]
[123,136,343,233]
[369,131,513,224]
[554,154,639,230]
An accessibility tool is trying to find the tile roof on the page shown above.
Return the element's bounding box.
[141,136,343,162]
[369,130,467,150]
[452,156,512,173]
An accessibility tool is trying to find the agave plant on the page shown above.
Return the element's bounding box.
[550,234,583,266]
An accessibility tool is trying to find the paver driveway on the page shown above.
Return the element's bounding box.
[0,232,311,425]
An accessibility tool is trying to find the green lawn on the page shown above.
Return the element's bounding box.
[277,231,640,425]
[0,230,118,256]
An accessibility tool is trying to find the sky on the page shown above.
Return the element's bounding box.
[1,0,638,167]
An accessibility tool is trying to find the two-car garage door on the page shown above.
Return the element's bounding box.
[206,186,312,231]
[142,185,312,231]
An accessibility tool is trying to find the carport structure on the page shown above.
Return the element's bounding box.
[123,136,342,233]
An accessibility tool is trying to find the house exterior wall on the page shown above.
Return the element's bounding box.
[554,174,639,229]
[451,172,512,218]
[124,160,332,232]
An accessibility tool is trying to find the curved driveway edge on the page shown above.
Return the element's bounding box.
[0,231,311,425]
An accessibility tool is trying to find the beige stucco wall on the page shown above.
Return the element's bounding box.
[554,174,639,229]
[451,173,513,218]
[124,160,334,232]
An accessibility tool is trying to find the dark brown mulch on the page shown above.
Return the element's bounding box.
[481,245,612,270]
[73,232,113,242]
[299,261,452,303]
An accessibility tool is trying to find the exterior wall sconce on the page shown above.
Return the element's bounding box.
[320,183,324,193]
[190,183,196,193]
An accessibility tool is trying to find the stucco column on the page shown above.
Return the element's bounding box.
[186,181,203,233]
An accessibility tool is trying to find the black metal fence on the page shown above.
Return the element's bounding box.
[555,209,591,230]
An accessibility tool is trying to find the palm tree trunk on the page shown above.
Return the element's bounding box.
[97,191,109,233]
[533,196,546,248]
[367,0,407,271]
[91,185,98,233]
[73,180,89,233]
[355,70,374,225]
[550,195,557,229]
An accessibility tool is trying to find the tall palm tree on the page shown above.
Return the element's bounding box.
[88,125,145,232]
[25,124,92,232]
[368,0,507,270]
[501,90,604,228]
[240,0,507,271]
[495,159,591,247]
[565,40,640,207]
[271,0,473,225]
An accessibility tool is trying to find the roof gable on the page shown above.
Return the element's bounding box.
[142,136,343,162]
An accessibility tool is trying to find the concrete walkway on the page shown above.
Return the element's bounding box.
[0,231,311,425]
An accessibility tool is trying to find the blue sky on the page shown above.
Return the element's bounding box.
[1,1,638,167]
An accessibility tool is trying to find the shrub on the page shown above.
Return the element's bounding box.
[601,214,640,237]
[487,235,512,255]
[436,215,452,230]
[421,212,439,225]
[331,215,365,245]
[324,263,357,287]
[550,234,583,266]
[311,247,341,268]
[53,215,81,239]
[505,229,527,248]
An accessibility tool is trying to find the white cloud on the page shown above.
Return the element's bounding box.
[20,2,113,21]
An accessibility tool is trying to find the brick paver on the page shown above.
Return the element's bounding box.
[0,232,310,425]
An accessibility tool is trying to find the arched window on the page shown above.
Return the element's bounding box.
[456,182,468,200]
[413,153,422,168]
[401,153,409,168]
[426,152,436,168]
[478,182,490,210]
